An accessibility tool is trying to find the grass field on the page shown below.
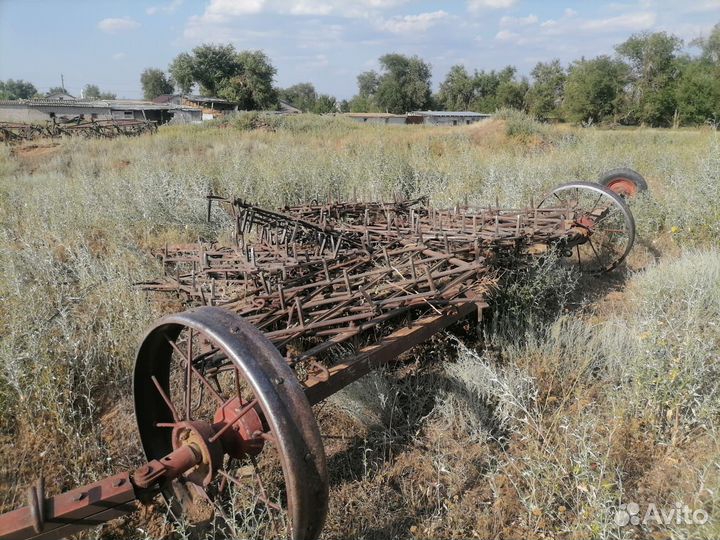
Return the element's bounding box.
[0,114,718,539]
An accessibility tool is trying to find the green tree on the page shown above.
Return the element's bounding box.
[471,66,520,112]
[168,45,277,109]
[436,65,476,110]
[616,31,683,126]
[526,59,566,120]
[496,77,528,110]
[218,50,277,109]
[46,86,69,96]
[279,83,317,111]
[312,94,337,114]
[356,70,380,98]
[692,22,720,65]
[83,84,116,100]
[140,68,174,100]
[188,44,241,96]
[675,59,720,124]
[348,94,379,112]
[169,52,195,94]
[373,53,432,113]
[0,79,38,100]
[563,56,629,124]
[348,71,381,112]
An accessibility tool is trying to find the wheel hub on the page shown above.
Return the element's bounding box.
[212,396,265,458]
[606,178,637,197]
[171,421,224,487]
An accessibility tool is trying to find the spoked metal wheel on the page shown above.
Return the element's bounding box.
[538,181,636,273]
[133,306,328,540]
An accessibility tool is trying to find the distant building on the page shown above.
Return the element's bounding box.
[153,95,300,119]
[278,99,301,114]
[0,98,201,125]
[345,113,411,125]
[411,111,492,126]
[345,111,491,126]
[45,91,76,101]
[153,94,238,120]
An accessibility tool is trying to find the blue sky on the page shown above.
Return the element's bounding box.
[1,0,718,99]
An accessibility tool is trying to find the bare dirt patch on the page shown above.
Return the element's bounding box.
[11,141,62,173]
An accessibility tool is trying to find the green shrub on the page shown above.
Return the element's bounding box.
[495,107,549,140]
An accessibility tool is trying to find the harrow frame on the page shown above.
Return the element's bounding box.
[0,174,642,540]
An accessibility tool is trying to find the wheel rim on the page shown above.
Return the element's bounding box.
[538,182,635,274]
[133,307,328,540]
[605,177,638,197]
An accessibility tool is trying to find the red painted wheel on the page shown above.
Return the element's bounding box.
[134,307,328,540]
[598,167,648,198]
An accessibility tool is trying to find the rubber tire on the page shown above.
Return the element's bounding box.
[598,167,648,197]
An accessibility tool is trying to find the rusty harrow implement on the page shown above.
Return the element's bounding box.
[0,175,641,540]
[0,119,157,143]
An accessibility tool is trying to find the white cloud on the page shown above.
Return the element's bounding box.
[287,1,334,15]
[685,0,720,12]
[468,0,517,12]
[495,29,520,41]
[203,0,267,18]
[579,11,656,32]
[536,9,655,37]
[377,10,449,33]
[299,53,330,68]
[499,14,538,27]
[494,28,538,45]
[112,52,127,60]
[494,7,657,47]
[195,0,410,22]
[147,0,183,15]
[184,0,416,42]
[97,17,141,33]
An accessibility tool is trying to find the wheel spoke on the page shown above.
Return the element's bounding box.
[186,328,194,420]
[251,455,282,512]
[539,182,635,274]
[209,398,260,443]
[576,244,582,271]
[191,363,225,405]
[136,309,328,540]
[151,375,181,422]
[235,367,243,402]
[587,237,604,269]
[588,192,604,215]
[217,469,281,512]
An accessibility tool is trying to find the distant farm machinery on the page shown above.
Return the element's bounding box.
[0,170,645,540]
[0,119,157,143]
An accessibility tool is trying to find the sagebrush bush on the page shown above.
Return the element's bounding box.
[615,249,720,434]
[486,250,579,339]
[436,249,720,538]
[494,107,550,141]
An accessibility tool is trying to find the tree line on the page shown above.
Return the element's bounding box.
[0,81,116,101]
[2,22,718,127]
[351,24,720,127]
[136,22,720,126]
